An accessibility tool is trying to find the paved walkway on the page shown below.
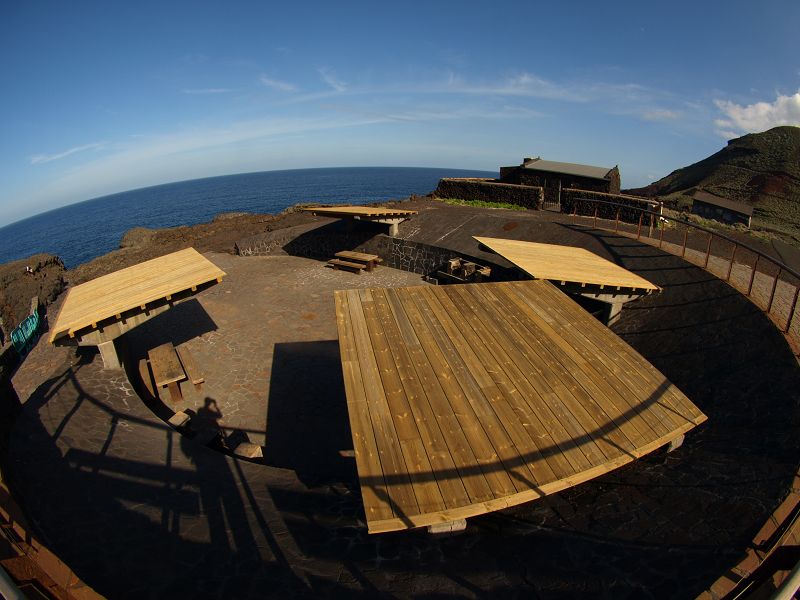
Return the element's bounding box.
[6,235,800,598]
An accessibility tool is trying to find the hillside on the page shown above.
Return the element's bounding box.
[624,126,800,240]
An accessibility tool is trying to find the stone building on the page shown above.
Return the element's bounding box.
[499,157,620,207]
[691,190,753,228]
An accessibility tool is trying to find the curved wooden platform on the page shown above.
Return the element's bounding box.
[474,236,659,292]
[335,280,705,533]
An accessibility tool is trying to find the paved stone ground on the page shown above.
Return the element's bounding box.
[123,255,428,450]
[5,216,800,599]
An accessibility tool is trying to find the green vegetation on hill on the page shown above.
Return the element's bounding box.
[624,126,800,241]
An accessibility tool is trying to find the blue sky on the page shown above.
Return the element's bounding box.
[1,0,799,226]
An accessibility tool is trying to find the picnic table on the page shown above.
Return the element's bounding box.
[333,251,383,272]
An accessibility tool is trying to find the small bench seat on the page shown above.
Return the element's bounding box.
[176,345,204,391]
[328,258,365,273]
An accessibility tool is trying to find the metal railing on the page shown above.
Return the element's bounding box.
[568,197,800,337]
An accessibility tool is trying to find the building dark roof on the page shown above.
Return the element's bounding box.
[505,157,614,180]
[693,190,754,216]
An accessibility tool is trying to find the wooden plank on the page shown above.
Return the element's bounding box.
[148,343,185,388]
[516,281,705,429]
[370,288,472,510]
[486,283,646,453]
[474,236,658,291]
[383,289,495,504]
[418,286,550,492]
[176,345,204,387]
[442,284,576,482]
[401,287,518,498]
[511,282,678,438]
[462,284,604,470]
[50,248,226,342]
[335,292,394,522]
[345,289,420,519]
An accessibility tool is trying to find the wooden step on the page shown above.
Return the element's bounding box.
[328,258,365,273]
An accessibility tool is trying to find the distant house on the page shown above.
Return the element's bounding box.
[691,190,753,228]
[499,157,621,206]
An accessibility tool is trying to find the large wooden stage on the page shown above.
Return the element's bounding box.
[335,280,706,534]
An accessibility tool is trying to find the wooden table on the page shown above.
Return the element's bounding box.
[335,280,706,534]
[148,343,186,403]
[334,251,382,272]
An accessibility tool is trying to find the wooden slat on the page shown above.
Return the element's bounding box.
[383,290,495,504]
[335,292,393,522]
[336,280,706,534]
[148,343,185,388]
[474,236,658,291]
[345,289,420,519]
[50,248,226,342]
[371,288,472,510]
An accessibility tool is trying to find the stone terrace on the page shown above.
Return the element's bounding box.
[5,207,800,599]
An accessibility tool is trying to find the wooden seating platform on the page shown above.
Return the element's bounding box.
[335,280,706,534]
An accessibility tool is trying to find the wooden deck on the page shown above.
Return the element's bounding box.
[474,236,659,292]
[335,280,705,533]
[50,248,226,342]
[302,205,417,218]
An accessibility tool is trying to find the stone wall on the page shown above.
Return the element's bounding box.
[434,178,543,209]
[236,225,517,281]
[235,222,382,259]
[561,189,662,224]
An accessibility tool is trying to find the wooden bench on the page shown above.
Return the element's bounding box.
[334,251,383,272]
[147,343,186,403]
[176,345,204,391]
[328,258,366,274]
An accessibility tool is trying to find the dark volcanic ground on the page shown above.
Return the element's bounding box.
[4,203,800,598]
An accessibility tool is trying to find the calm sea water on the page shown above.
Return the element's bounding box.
[0,167,494,269]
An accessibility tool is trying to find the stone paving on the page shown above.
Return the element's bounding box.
[5,225,800,599]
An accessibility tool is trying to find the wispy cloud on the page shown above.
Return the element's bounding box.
[30,142,105,165]
[182,88,233,94]
[259,75,297,92]
[319,67,347,92]
[641,108,681,121]
[714,90,800,137]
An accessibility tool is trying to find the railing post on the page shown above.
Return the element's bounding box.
[747,255,760,296]
[703,233,713,268]
[726,244,738,281]
[681,227,688,257]
[649,212,654,239]
[593,205,598,228]
[767,267,782,313]
[785,286,800,333]
[615,208,620,232]
[637,213,643,239]
[659,223,665,248]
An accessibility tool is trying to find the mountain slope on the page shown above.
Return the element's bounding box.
[624,126,800,238]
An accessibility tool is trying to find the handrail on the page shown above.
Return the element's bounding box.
[569,196,800,334]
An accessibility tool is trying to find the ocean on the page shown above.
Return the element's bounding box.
[0,167,494,269]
